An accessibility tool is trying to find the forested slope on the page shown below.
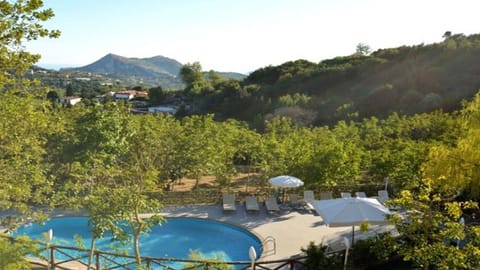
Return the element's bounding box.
[187,33,480,127]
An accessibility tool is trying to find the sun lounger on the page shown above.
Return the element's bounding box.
[341,192,352,198]
[377,190,389,204]
[319,191,333,200]
[245,196,260,212]
[303,190,315,203]
[289,193,302,207]
[265,197,280,212]
[355,191,367,198]
[223,193,236,212]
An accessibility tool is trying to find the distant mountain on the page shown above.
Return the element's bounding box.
[62,53,183,78]
[217,72,247,80]
[59,54,246,88]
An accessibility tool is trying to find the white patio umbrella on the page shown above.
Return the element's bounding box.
[268,175,304,188]
[268,175,304,202]
[312,197,391,245]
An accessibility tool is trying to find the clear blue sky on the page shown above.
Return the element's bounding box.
[27,0,480,73]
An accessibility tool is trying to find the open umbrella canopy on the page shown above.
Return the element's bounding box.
[312,197,391,227]
[312,197,391,246]
[268,175,304,188]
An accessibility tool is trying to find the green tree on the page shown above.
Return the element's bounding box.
[148,86,165,105]
[67,103,134,267]
[65,83,74,96]
[46,89,59,101]
[177,115,225,188]
[0,236,38,270]
[65,103,165,269]
[278,93,311,107]
[0,0,61,233]
[422,92,480,198]
[356,43,371,55]
[389,186,480,270]
[119,114,168,266]
[443,31,452,40]
[358,113,454,191]
[259,117,298,177]
[207,69,224,87]
[0,92,60,227]
[299,122,362,187]
[301,241,342,269]
[183,250,233,270]
[0,0,60,90]
[180,62,205,94]
[209,119,252,190]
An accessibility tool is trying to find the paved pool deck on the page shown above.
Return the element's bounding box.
[160,203,396,261]
[3,203,396,269]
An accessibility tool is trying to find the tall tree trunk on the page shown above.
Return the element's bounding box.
[87,236,96,270]
[194,173,200,189]
[133,206,144,269]
[133,231,142,268]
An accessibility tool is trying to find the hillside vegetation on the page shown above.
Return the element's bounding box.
[185,33,480,127]
[1,1,480,267]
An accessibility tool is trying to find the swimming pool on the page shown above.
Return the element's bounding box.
[13,216,263,268]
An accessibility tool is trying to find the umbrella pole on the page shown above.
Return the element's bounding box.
[351,225,355,247]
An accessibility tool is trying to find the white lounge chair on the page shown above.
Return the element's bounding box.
[377,190,389,204]
[265,197,280,212]
[303,190,315,203]
[289,193,302,207]
[223,193,236,212]
[355,191,367,198]
[341,192,352,198]
[245,196,260,212]
[319,191,333,200]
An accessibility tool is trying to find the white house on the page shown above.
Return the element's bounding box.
[56,96,82,106]
[114,90,148,101]
[114,90,136,101]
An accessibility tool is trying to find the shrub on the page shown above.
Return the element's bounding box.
[351,233,399,269]
[301,241,343,270]
[0,236,38,270]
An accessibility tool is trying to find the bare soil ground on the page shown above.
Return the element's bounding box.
[170,173,265,194]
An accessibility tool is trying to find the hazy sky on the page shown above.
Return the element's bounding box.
[27,0,480,73]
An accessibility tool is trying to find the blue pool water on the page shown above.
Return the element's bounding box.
[13,216,262,268]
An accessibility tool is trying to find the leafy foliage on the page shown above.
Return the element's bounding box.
[0,92,60,226]
[422,92,480,198]
[300,241,343,270]
[351,233,399,268]
[0,0,60,90]
[389,188,480,270]
[3,4,480,267]
[183,250,233,270]
[178,33,480,127]
[0,236,37,270]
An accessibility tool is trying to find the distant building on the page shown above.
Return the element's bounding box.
[135,90,148,98]
[114,90,148,101]
[114,90,136,101]
[148,106,177,115]
[56,96,82,106]
[74,77,91,81]
[94,91,115,103]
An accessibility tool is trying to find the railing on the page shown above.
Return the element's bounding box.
[155,190,222,205]
[2,235,321,270]
[262,236,276,256]
[150,183,388,207]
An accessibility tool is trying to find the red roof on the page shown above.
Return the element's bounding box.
[115,90,148,96]
[116,90,136,95]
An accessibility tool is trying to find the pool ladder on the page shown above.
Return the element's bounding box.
[262,236,276,256]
